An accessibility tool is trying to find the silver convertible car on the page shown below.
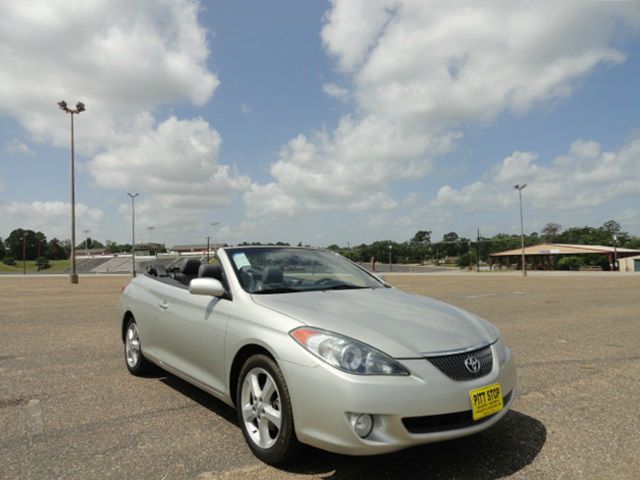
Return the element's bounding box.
[119,246,515,464]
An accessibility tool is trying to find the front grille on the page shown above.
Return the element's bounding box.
[402,391,512,434]
[425,344,493,381]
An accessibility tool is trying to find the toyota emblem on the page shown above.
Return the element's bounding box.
[464,355,481,374]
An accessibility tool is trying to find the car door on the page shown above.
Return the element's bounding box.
[152,280,231,395]
[127,276,166,359]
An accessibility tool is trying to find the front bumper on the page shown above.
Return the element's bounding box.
[279,346,516,455]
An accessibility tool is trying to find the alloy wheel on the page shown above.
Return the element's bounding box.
[240,367,282,449]
[125,323,141,368]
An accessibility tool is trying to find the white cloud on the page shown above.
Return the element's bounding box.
[246,1,640,218]
[4,139,35,156]
[244,114,456,216]
[0,0,218,152]
[0,201,103,239]
[0,0,255,237]
[431,136,640,212]
[90,116,251,226]
[322,82,350,103]
[0,175,4,193]
[240,102,253,114]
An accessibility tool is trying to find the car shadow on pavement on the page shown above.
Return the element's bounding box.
[158,374,239,425]
[158,373,545,479]
[285,410,546,480]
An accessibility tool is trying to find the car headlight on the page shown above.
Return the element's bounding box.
[290,327,409,375]
[494,338,511,366]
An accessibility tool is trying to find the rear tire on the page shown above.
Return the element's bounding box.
[236,354,300,465]
[124,318,153,376]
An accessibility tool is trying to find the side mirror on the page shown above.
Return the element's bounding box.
[189,278,226,297]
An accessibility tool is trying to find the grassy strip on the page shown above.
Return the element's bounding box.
[0,260,70,273]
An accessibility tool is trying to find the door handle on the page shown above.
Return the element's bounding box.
[159,301,169,311]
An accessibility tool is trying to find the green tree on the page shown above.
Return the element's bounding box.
[34,231,47,257]
[0,237,5,260]
[441,232,459,257]
[540,223,562,242]
[45,238,70,260]
[410,230,432,244]
[5,229,40,260]
[602,220,621,236]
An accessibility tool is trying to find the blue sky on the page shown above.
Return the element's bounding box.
[1,1,640,247]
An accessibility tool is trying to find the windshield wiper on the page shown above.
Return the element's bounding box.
[319,284,370,291]
[253,287,300,294]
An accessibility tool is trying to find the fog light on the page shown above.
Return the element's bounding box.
[353,414,373,438]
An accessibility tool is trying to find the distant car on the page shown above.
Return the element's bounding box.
[119,246,515,464]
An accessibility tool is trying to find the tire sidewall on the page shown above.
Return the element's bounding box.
[236,354,298,464]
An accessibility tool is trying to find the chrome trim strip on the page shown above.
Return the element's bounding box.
[420,340,495,358]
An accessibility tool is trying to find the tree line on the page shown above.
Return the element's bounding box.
[325,220,640,266]
[0,228,166,265]
[2,219,638,267]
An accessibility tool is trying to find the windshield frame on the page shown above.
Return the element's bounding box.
[224,246,386,294]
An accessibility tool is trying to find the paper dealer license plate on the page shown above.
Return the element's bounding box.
[469,383,503,421]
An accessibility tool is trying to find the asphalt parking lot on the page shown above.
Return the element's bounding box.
[1,273,639,479]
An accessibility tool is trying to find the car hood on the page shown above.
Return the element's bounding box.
[251,287,498,358]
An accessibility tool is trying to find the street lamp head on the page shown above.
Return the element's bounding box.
[76,102,85,113]
[58,100,68,112]
[127,192,140,198]
[514,184,527,191]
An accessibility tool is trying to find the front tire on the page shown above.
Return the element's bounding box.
[124,318,153,376]
[236,354,300,465]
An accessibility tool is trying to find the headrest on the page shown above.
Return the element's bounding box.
[262,266,283,284]
[180,258,202,275]
[199,264,223,281]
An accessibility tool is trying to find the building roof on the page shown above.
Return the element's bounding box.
[170,243,224,251]
[489,243,640,257]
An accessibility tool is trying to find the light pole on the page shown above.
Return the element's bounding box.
[613,234,618,271]
[514,184,527,277]
[205,235,211,263]
[388,245,393,272]
[127,193,139,276]
[82,229,90,256]
[58,100,85,283]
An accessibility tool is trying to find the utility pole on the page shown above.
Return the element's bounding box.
[388,245,393,272]
[58,100,85,284]
[514,184,528,277]
[613,234,618,271]
[127,193,139,277]
[205,235,211,263]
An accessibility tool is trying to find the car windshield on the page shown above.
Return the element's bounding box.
[226,247,384,294]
